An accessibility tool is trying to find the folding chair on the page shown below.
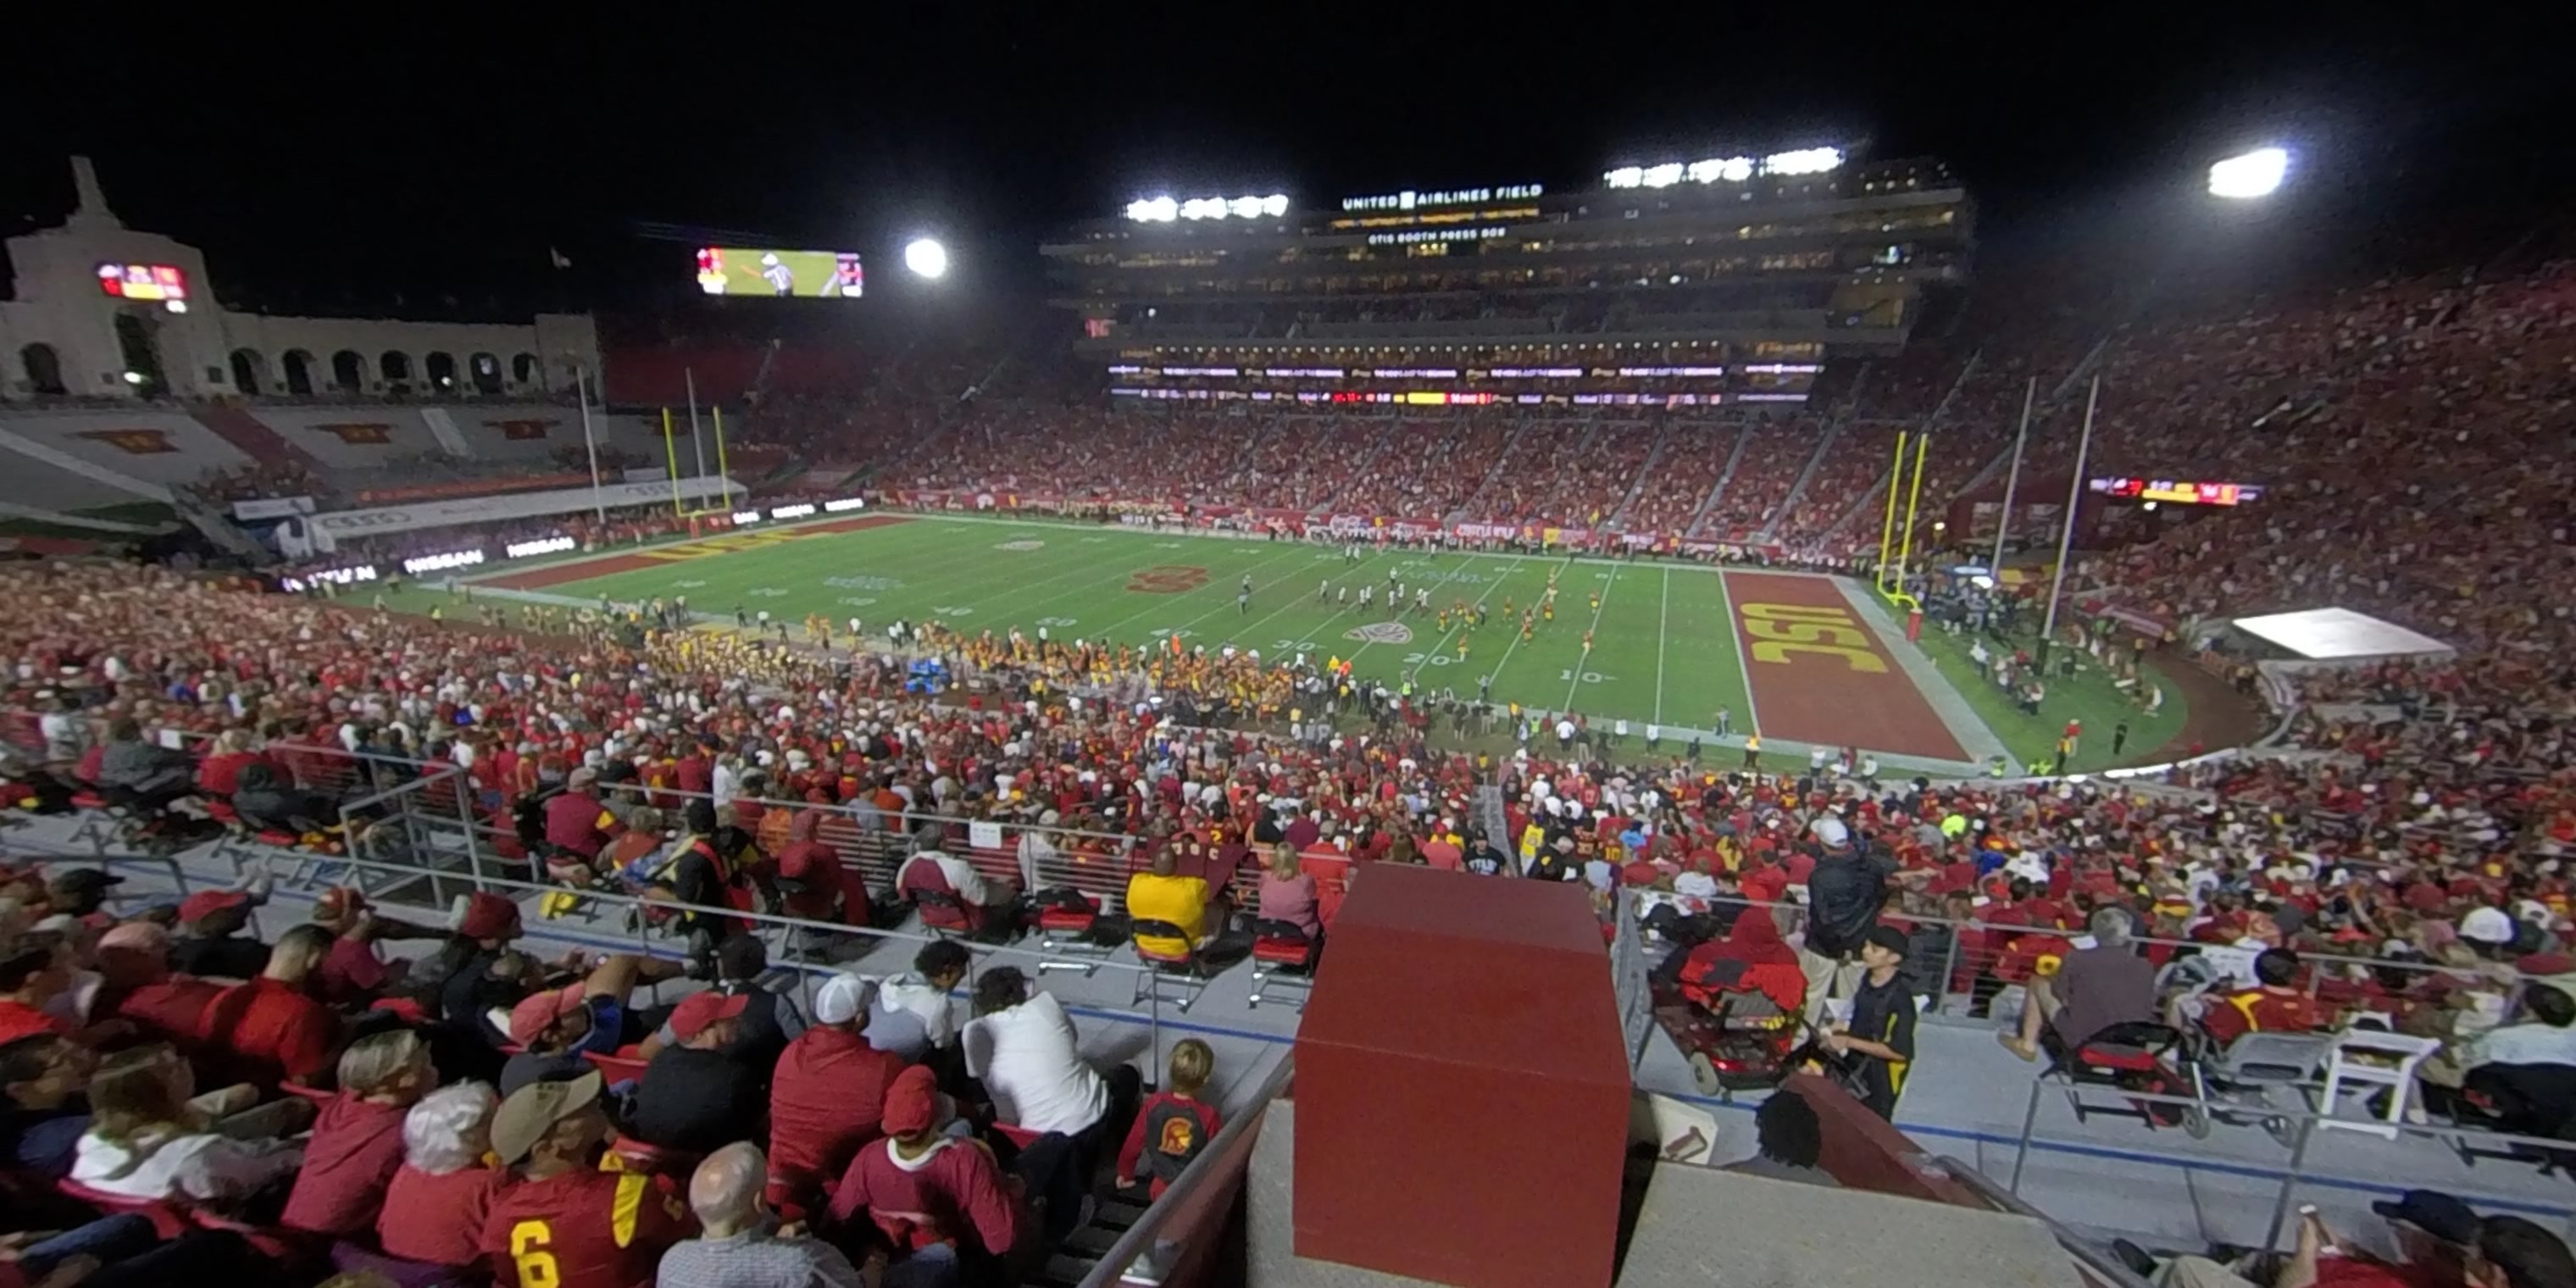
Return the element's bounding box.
[1130,919,1208,1013]
[2184,1030,2334,1144]
[901,861,995,941]
[1033,894,1111,977]
[1246,919,1319,1012]
[2049,1019,2194,1130]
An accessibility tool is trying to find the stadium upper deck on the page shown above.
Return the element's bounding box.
[1042,149,1970,408]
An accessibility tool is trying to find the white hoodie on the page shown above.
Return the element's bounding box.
[71,1125,302,1202]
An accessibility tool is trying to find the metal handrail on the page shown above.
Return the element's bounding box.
[1931,1155,2156,1288]
[2006,1069,2576,1248]
[223,830,1155,985]
[14,715,2538,992]
[1627,888,2539,990]
[1074,1052,1294,1288]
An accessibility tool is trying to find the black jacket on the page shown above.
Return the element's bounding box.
[1804,849,1895,958]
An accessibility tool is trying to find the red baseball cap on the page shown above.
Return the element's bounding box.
[454,891,521,941]
[667,991,750,1042]
[508,983,589,1047]
[177,889,251,924]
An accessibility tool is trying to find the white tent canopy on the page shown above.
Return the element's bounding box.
[2229,607,2453,662]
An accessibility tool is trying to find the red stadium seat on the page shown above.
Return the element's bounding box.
[1248,919,1319,1012]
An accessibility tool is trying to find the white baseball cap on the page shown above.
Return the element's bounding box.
[2459,907,2516,946]
[814,973,877,1025]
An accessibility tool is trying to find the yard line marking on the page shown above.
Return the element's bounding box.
[1655,566,1671,725]
[1563,565,1620,709]
[1402,551,1524,683]
[1165,547,1357,641]
[913,529,1145,624]
[1224,552,1363,645]
[1264,547,1418,661]
[1346,551,1488,667]
[1481,555,1574,699]
[942,525,1190,620]
[1088,543,1316,641]
[1713,568,1762,742]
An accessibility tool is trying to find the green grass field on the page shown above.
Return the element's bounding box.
[439,513,2188,770]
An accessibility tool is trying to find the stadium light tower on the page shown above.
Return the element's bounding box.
[2209,146,2290,199]
[903,237,949,280]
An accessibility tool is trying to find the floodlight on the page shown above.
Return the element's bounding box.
[903,238,948,280]
[2209,147,2290,199]
[1763,147,1844,176]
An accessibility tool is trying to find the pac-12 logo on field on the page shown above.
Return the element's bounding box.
[1345,622,1413,644]
[996,540,1045,552]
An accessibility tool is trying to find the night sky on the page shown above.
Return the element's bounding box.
[4,8,2562,319]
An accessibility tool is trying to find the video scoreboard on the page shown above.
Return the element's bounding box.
[2089,476,2263,507]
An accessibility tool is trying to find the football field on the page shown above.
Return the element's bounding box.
[472,513,2018,774]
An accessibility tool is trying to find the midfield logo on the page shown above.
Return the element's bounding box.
[75,429,175,454]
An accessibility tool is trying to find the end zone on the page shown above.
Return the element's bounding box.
[1722,570,1971,763]
[475,514,913,590]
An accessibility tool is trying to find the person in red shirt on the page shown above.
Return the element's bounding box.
[376,1081,511,1268]
[0,936,74,1046]
[2200,948,2330,1046]
[774,808,870,930]
[93,922,219,1051]
[830,1065,1019,1280]
[194,729,269,799]
[768,974,910,1204]
[1116,1038,1222,1201]
[675,743,715,797]
[480,1071,693,1288]
[543,769,611,860]
[197,923,341,1086]
[280,1028,436,1236]
[309,886,440,1008]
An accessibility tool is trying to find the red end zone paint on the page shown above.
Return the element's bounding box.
[1722,572,1966,762]
[478,514,912,590]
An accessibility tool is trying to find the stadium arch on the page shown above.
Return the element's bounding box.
[330,349,367,392]
[110,314,165,398]
[469,351,503,394]
[280,348,316,395]
[379,350,413,386]
[424,351,458,391]
[228,347,268,395]
[511,353,539,388]
[18,343,65,396]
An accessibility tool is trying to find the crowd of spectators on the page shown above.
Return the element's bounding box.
[1616,421,1731,535]
[1329,414,1512,523]
[1690,415,1829,541]
[9,224,2576,1280]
